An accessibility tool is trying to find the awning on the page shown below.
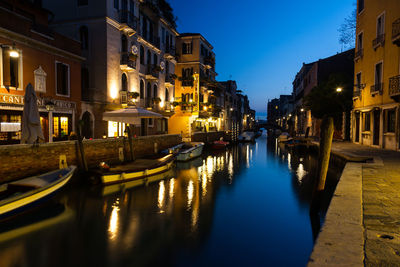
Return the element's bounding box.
[103,107,163,124]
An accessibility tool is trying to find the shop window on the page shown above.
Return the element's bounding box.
[0,113,22,144]
[53,117,59,137]
[1,47,21,89]
[56,62,70,96]
[363,112,371,131]
[53,115,71,141]
[385,109,396,133]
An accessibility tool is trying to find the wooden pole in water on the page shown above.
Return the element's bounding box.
[77,122,88,172]
[311,116,334,212]
[127,125,135,162]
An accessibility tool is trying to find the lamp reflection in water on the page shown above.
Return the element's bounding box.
[169,178,175,199]
[246,145,250,168]
[202,171,207,197]
[158,181,165,213]
[296,163,307,183]
[288,153,292,171]
[228,153,234,182]
[108,199,120,241]
[187,180,194,210]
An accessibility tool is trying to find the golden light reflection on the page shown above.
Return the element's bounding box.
[246,145,250,168]
[296,163,307,183]
[228,153,234,180]
[108,199,120,240]
[158,181,165,213]
[288,153,292,171]
[206,156,214,177]
[187,181,194,210]
[169,178,175,199]
[202,171,207,197]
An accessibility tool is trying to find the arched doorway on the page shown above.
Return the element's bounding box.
[121,73,128,91]
[82,111,93,139]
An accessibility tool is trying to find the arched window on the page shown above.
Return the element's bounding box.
[153,54,158,66]
[140,45,144,65]
[181,93,186,102]
[153,84,157,98]
[165,88,169,102]
[121,73,128,91]
[140,80,144,99]
[146,82,151,98]
[79,26,88,50]
[121,35,127,53]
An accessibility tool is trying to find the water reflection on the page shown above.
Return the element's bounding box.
[0,134,343,266]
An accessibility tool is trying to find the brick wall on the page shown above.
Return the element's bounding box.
[0,134,181,182]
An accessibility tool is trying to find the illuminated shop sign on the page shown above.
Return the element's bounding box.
[0,93,76,109]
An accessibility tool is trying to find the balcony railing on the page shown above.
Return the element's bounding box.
[120,52,136,69]
[119,10,139,31]
[165,44,175,56]
[353,89,361,98]
[165,74,176,86]
[372,34,385,49]
[392,19,400,46]
[141,32,160,49]
[180,77,194,87]
[145,64,160,79]
[370,83,383,95]
[203,55,215,67]
[389,75,400,97]
[354,48,363,60]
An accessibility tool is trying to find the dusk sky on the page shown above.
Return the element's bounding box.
[169,0,355,116]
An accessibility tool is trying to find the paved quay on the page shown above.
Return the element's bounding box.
[308,141,400,266]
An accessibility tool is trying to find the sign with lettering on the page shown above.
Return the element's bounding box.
[0,93,76,110]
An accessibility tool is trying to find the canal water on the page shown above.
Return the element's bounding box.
[0,133,343,267]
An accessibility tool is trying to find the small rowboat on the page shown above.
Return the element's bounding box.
[176,142,204,162]
[212,140,229,150]
[0,166,76,220]
[101,154,175,186]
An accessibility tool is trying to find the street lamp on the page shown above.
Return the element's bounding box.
[300,108,304,112]
[336,87,343,93]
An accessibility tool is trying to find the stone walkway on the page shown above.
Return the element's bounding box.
[311,141,400,266]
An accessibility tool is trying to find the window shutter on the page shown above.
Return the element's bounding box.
[2,50,11,86]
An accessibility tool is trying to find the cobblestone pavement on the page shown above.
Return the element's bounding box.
[330,142,400,266]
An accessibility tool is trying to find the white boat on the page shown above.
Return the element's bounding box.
[239,131,255,142]
[277,132,291,142]
[176,142,204,162]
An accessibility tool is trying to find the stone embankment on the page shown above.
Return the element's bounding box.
[308,142,400,266]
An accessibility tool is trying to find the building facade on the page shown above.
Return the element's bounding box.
[352,0,400,150]
[0,0,83,145]
[42,0,177,138]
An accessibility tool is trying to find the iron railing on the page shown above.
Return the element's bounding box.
[392,19,400,46]
[165,44,175,56]
[145,64,160,79]
[120,52,136,69]
[389,75,400,96]
[354,48,363,60]
[119,10,139,31]
[372,34,385,49]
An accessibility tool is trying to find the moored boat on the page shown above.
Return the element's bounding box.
[212,140,229,149]
[0,166,76,220]
[176,142,204,162]
[101,154,175,186]
[239,131,255,142]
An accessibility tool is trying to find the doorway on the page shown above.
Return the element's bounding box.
[355,113,360,143]
[373,109,380,146]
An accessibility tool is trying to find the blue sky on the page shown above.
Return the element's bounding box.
[169,0,355,115]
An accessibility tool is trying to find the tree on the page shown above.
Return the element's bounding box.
[338,7,356,49]
[304,73,353,211]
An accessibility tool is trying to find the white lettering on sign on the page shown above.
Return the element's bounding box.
[0,94,76,110]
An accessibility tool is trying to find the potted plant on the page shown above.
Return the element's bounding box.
[129,53,138,61]
[153,97,162,104]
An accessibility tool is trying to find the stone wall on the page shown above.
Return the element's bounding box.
[0,134,181,182]
[191,131,225,144]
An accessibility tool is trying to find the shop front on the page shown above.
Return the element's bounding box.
[0,93,76,145]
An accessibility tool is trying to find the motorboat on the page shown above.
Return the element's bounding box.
[176,142,204,162]
[239,131,255,142]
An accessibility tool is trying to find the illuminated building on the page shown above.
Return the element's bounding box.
[352,0,400,150]
[0,0,83,145]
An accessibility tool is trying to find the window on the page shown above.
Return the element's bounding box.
[140,80,144,99]
[2,47,20,88]
[53,115,71,140]
[153,54,158,66]
[78,0,88,6]
[129,0,134,14]
[56,62,69,96]
[162,27,165,44]
[377,13,385,36]
[182,42,192,54]
[385,109,396,133]
[358,0,364,14]
[153,84,157,98]
[364,112,370,131]
[148,118,153,127]
[79,26,88,50]
[356,72,362,89]
[357,32,363,51]
[81,67,89,97]
[165,88,169,101]
[375,62,383,86]
[140,45,144,65]
[114,0,119,9]
[121,73,127,91]
[147,50,151,65]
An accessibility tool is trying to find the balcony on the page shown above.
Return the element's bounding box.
[119,10,139,33]
[353,89,361,99]
[372,34,385,50]
[139,33,160,50]
[392,19,400,46]
[354,48,363,61]
[389,75,400,101]
[145,64,160,80]
[164,44,175,58]
[120,52,136,71]
[203,55,215,68]
[165,74,176,86]
[370,83,383,95]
